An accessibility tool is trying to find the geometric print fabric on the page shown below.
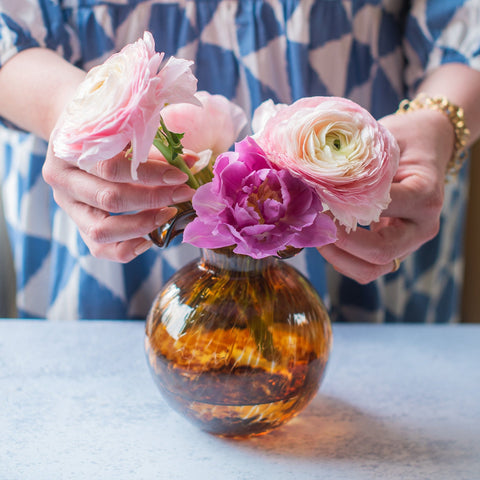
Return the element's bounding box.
[0,0,479,322]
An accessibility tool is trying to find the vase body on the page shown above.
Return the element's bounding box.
[145,248,332,437]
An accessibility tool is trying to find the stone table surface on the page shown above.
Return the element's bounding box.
[1,320,479,480]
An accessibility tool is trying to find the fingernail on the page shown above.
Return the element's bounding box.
[155,207,178,225]
[163,169,188,185]
[172,186,193,203]
[134,239,153,256]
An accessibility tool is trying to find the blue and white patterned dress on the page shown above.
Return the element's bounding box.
[0,0,479,321]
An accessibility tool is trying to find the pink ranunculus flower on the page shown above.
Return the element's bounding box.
[253,97,400,231]
[161,91,247,158]
[183,137,337,259]
[251,98,286,136]
[52,31,199,179]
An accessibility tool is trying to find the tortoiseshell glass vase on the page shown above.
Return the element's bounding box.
[145,247,332,437]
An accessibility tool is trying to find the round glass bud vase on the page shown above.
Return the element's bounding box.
[145,247,332,437]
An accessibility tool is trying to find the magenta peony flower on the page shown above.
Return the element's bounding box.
[183,137,337,259]
[52,31,199,179]
[253,96,400,231]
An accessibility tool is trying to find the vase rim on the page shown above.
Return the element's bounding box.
[201,247,274,272]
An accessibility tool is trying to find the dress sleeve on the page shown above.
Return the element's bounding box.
[404,0,480,92]
[0,0,79,68]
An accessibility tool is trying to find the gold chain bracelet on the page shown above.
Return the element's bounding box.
[396,93,470,181]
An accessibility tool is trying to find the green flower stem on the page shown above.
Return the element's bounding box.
[194,165,214,185]
[168,150,201,190]
[201,248,281,362]
[153,116,200,190]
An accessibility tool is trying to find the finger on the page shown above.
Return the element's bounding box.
[381,177,444,220]
[55,167,193,213]
[381,183,418,218]
[333,218,421,266]
[54,187,158,262]
[78,233,155,263]
[89,153,189,185]
[82,207,178,244]
[318,243,396,284]
[56,194,178,244]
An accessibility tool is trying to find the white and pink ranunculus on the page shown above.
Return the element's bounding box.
[253,97,400,231]
[52,31,199,179]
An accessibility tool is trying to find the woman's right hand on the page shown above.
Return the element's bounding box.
[42,144,194,262]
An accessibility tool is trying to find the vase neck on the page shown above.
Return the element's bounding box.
[201,248,274,273]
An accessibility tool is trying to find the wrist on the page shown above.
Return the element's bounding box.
[0,48,86,141]
[396,93,470,182]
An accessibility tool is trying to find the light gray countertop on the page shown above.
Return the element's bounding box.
[0,320,479,480]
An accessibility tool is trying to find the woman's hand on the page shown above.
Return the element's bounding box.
[42,144,194,262]
[318,108,454,283]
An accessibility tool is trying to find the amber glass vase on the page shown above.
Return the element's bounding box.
[145,247,332,437]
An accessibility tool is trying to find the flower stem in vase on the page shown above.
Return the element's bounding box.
[145,247,332,437]
[149,117,199,247]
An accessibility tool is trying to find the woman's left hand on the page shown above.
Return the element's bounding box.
[318,108,454,283]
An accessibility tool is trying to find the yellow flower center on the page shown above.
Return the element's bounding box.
[247,179,281,224]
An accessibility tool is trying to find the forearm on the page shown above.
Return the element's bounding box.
[416,63,480,146]
[0,48,86,140]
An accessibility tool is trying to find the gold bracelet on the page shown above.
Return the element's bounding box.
[396,93,470,181]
